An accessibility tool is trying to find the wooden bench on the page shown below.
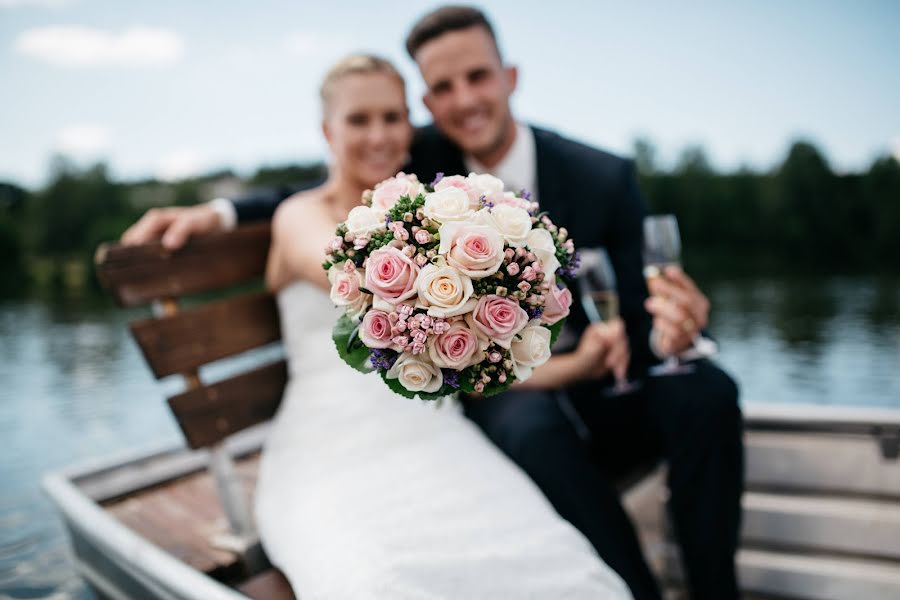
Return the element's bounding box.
[95,223,296,599]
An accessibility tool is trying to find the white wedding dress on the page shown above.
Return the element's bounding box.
[255,282,631,599]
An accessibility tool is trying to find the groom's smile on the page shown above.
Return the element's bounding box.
[415,26,519,168]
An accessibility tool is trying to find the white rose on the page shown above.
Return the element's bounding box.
[345,205,384,237]
[483,204,532,247]
[467,172,504,201]
[423,187,474,223]
[415,263,477,317]
[526,228,561,276]
[510,323,552,381]
[386,352,443,393]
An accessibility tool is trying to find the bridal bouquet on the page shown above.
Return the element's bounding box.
[323,172,578,400]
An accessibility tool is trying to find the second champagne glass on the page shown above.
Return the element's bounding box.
[577,247,640,395]
[643,215,695,376]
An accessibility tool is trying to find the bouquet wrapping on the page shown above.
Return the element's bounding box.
[324,172,578,400]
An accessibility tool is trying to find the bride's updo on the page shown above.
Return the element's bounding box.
[319,54,406,115]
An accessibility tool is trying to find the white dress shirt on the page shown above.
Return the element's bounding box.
[464,122,538,202]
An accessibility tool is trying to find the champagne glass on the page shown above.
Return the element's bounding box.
[643,215,695,376]
[577,248,640,395]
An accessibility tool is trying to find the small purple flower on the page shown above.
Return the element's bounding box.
[442,369,460,389]
[527,306,545,320]
[431,172,445,187]
[370,349,398,371]
[520,189,532,201]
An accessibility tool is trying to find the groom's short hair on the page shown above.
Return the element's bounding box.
[405,5,501,60]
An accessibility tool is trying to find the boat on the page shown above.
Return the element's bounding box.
[43,225,900,599]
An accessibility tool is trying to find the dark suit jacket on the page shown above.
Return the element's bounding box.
[236,124,655,372]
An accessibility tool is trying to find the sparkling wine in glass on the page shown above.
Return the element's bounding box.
[578,248,640,395]
[643,215,694,375]
[642,214,681,280]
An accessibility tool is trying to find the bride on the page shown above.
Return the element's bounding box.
[256,53,632,599]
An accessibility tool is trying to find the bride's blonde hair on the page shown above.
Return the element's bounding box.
[320,54,406,116]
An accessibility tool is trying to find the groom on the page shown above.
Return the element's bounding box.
[123,6,742,599]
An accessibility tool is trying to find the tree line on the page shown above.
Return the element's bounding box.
[1,140,897,298]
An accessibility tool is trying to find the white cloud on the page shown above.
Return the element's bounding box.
[14,25,184,68]
[156,150,205,182]
[892,137,900,163]
[281,31,352,60]
[55,123,111,157]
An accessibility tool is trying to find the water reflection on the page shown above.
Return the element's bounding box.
[1,274,898,598]
[1,299,180,599]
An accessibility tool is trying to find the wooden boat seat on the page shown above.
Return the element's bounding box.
[95,224,297,598]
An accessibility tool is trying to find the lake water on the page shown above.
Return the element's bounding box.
[1,274,899,599]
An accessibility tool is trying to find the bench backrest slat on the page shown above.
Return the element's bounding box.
[95,224,286,451]
[168,359,288,448]
[130,291,281,378]
[96,223,271,307]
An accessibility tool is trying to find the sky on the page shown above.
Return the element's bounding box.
[1,0,899,188]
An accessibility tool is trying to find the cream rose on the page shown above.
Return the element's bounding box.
[466,172,504,202]
[423,187,474,223]
[526,228,561,276]
[510,323,552,381]
[435,174,481,208]
[327,263,370,321]
[416,263,477,317]
[484,204,532,247]
[345,205,385,237]
[386,352,443,393]
[437,223,505,278]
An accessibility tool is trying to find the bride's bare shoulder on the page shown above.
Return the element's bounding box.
[273,188,331,230]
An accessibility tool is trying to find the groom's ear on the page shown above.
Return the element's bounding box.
[505,65,518,94]
[321,120,332,144]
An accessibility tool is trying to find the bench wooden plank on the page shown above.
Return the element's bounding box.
[738,548,900,600]
[742,492,900,559]
[130,291,281,378]
[746,431,900,497]
[168,360,288,449]
[95,223,271,307]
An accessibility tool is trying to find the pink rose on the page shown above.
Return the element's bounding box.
[465,295,529,349]
[435,174,481,208]
[428,323,483,369]
[365,247,420,309]
[328,262,370,320]
[494,191,531,210]
[371,173,423,212]
[359,309,394,349]
[438,223,505,278]
[541,282,572,325]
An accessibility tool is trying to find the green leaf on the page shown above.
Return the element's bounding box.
[332,313,373,374]
[380,371,455,401]
[547,318,566,347]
